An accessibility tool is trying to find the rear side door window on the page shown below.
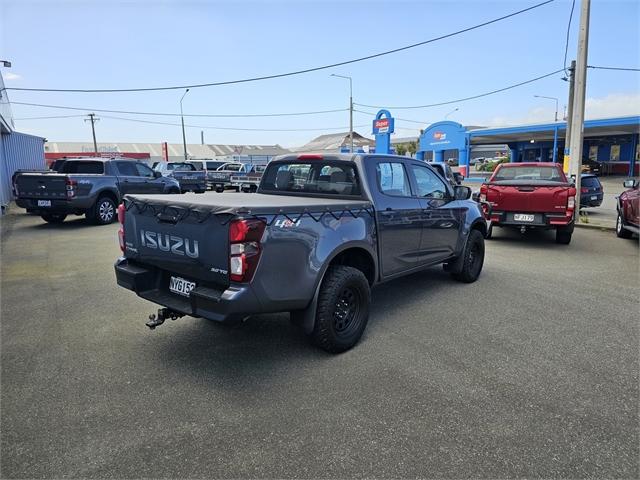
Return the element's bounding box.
[115,161,138,177]
[376,162,412,197]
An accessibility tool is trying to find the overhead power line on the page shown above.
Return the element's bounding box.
[563,0,576,75]
[355,109,429,125]
[587,65,640,72]
[4,0,555,94]
[355,68,566,109]
[99,115,369,132]
[9,101,346,118]
[13,114,86,120]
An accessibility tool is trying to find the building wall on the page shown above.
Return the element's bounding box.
[1,132,46,210]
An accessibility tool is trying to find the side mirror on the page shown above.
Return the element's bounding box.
[153,170,162,178]
[623,179,638,189]
[453,172,464,183]
[471,191,480,202]
[453,185,472,200]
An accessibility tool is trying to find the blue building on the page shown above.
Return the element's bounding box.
[415,116,639,177]
[0,70,46,213]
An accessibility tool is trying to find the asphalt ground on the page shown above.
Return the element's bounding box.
[1,207,639,478]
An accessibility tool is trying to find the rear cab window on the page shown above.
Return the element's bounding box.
[492,165,566,182]
[261,161,362,197]
[59,161,104,174]
[167,163,196,171]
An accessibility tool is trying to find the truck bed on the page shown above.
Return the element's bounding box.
[125,192,373,215]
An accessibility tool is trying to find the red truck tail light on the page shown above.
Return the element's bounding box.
[566,186,577,219]
[229,218,266,282]
[65,178,77,198]
[117,203,126,253]
[479,184,488,203]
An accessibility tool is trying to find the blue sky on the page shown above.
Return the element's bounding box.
[1,0,639,147]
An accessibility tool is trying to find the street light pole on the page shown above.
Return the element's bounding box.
[180,88,190,161]
[331,74,353,152]
[533,95,559,122]
[444,107,459,119]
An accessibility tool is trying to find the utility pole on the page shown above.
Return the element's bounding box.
[201,130,204,145]
[180,89,190,161]
[568,0,590,216]
[330,74,353,152]
[563,60,576,173]
[84,113,99,154]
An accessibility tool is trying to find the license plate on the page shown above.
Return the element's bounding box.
[242,184,251,188]
[37,200,52,207]
[514,213,534,222]
[169,276,196,297]
[590,195,598,200]
[182,176,196,180]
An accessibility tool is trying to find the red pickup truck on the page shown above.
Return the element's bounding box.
[479,162,576,244]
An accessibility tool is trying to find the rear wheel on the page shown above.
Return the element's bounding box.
[310,266,370,353]
[555,227,573,244]
[168,188,180,194]
[616,212,633,239]
[41,213,67,224]
[450,229,485,283]
[88,196,116,225]
[216,187,224,193]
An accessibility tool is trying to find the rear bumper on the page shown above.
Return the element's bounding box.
[489,211,573,228]
[15,197,92,214]
[114,257,262,322]
[178,182,207,192]
[580,194,603,207]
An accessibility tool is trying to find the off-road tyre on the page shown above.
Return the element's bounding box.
[310,265,370,353]
[88,196,116,225]
[451,229,485,283]
[41,213,67,224]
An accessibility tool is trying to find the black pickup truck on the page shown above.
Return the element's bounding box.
[14,158,180,224]
[115,153,487,352]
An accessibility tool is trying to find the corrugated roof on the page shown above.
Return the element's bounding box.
[292,131,375,152]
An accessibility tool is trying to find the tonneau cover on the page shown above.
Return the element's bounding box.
[488,180,572,187]
[126,192,372,216]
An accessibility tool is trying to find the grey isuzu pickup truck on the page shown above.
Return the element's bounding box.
[115,153,487,352]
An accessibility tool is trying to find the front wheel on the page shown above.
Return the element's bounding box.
[310,266,370,353]
[450,229,485,283]
[41,213,67,224]
[616,212,633,239]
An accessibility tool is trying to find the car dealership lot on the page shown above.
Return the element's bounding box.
[1,210,638,478]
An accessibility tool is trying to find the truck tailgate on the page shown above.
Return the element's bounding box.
[487,181,571,213]
[15,172,67,199]
[123,198,231,289]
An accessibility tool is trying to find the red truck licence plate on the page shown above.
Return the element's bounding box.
[514,214,535,222]
[169,276,196,297]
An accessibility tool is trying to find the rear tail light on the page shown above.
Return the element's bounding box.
[566,186,577,219]
[567,196,575,209]
[229,218,266,282]
[117,203,126,253]
[479,184,488,203]
[581,187,588,193]
[66,178,77,198]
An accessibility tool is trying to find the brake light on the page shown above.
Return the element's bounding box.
[479,184,488,203]
[297,154,323,160]
[581,187,588,193]
[566,186,577,219]
[117,203,126,253]
[229,218,266,282]
[66,178,77,198]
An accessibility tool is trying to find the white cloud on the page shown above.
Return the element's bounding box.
[3,72,21,81]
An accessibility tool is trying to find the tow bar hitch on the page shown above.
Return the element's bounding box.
[146,308,185,330]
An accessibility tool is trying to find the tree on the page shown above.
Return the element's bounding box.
[407,141,417,157]
[395,143,407,156]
